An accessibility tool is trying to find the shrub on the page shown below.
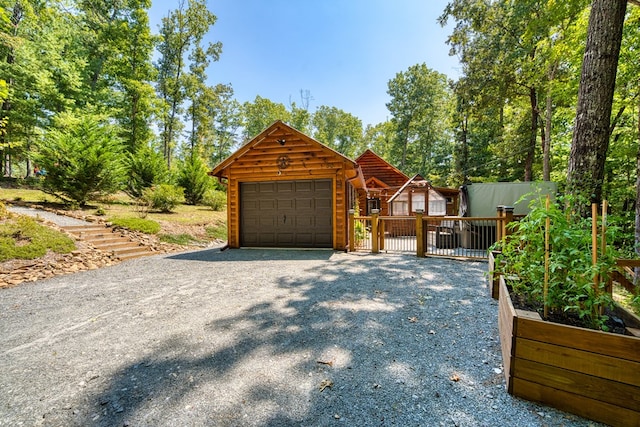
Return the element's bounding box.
[176,155,212,205]
[35,114,127,206]
[109,217,161,234]
[142,184,184,213]
[0,216,76,261]
[203,189,226,211]
[126,145,170,198]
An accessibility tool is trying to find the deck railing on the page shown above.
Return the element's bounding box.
[349,207,516,260]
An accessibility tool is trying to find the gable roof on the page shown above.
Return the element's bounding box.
[388,174,433,203]
[355,149,409,189]
[209,120,365,188]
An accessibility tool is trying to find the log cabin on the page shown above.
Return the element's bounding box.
[209,120,365,250]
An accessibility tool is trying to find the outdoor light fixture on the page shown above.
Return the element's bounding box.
[277,139,286,145]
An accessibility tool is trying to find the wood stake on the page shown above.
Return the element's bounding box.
[592,203,599,316]
[544,195,550,319]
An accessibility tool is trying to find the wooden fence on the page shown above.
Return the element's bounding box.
[348,207,517,260]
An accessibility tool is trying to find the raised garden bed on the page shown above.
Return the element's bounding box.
[498,275,640,427]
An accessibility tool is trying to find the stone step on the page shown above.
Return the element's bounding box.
[117,249,154,260]
[91,241,140,250]
[61,224,154,261]
[62,225,109,234]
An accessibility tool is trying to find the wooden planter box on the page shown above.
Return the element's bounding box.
[488,250,501,299]
[498,276,640,427]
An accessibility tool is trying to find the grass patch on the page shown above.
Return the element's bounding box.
[159,233,200,245]
[109,217,161,234]
[0,215,76,261]
[613,284,640,317]
[205,223,227,240]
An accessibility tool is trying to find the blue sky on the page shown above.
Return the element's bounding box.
[149,0,461,128]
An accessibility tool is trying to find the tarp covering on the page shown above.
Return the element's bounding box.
[460,181,557,217]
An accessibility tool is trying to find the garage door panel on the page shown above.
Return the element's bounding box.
[277,182,294,192]
[295,216,314,227]
[316,198,332,209]
[295,198,313,209]
[277,199,293,209]
[240,179,333,248]
[259,200,276,210]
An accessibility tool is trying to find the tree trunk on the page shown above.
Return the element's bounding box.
[543,64,557,182]
[525,87,538,181]
[566,0,627,214]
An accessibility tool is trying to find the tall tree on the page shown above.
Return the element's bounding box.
[311,106,363,158]
[566,0,628,213]
[208,84,241,165]
[156,0,218,168]
[241,95,290,140]
[183,0,221,159]
[386,63,451,178]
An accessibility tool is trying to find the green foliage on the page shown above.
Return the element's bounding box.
[0,216,75,261]
[35,114,127,206]
[109,217,161,234]
[354,220,367,246]
[142,184,184,213]
[205,224,227,240]
[0,201,8,220]
[203,188,226,211]
[494,195,618,330]
[126,144,170,198]
[386,63,452,181]
[241,95,290,140]
[311,106,364,158]
[159,233,197,245]
[176,155,211,205]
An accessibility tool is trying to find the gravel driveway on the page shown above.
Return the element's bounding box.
[0,249,601,427]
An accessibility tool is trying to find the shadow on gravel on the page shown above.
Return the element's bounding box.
[167,248,335,262]
[82,251,501,426]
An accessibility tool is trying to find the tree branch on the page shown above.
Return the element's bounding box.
[630,0,640,7]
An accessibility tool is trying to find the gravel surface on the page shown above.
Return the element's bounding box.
[7,205,91,227]
[0,249,603,427]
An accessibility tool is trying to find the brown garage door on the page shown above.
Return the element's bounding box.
[240,180,333,248]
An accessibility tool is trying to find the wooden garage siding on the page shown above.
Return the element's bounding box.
[222,126,352,249]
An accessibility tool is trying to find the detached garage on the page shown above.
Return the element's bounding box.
[210,121,364,250]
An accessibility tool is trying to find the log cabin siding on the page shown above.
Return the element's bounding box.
[211,121,362,250]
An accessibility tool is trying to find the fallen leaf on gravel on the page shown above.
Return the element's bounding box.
[317,360,333,367]
[408,316,418,323]
[319,379,333,392]
[450,374,460,382]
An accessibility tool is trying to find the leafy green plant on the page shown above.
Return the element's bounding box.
[0,216,76,261]
[109,217,161,234]
[35,113,127,206]
[176,155,212,205]
[126,145,170,198]
[142,184,184,213]
[494,195,618,331]
[203,188,226,211]
[354,220,366,246]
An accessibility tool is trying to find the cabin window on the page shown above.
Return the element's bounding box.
[367,198,381,215]
[411,192,425,213]
[393,193,409,215]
